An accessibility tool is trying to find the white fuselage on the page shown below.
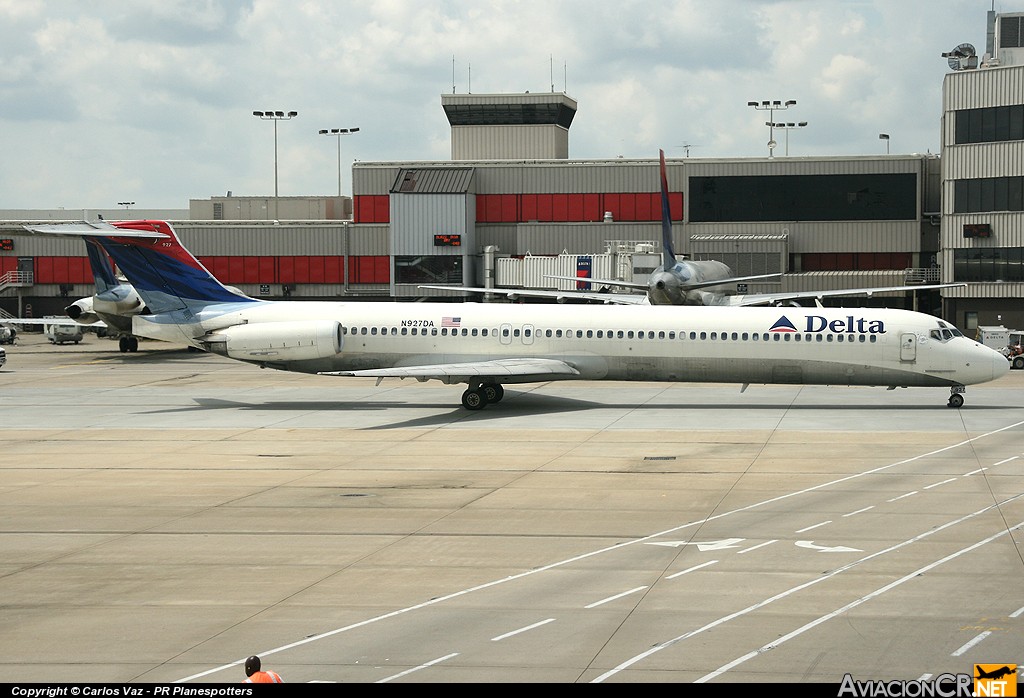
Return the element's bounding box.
[132,301,1009,389]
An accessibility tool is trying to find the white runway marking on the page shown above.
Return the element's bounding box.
[175,419,1024,683]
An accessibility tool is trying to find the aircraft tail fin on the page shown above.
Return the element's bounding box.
[659,149,677,268]
[97,220,259,315]
[84,238,119,293]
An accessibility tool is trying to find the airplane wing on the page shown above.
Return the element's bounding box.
[720,282,969,307]
[4,318,107,328]
[539,276,649,292]
[319,357,581,380]
[543,272,782,292]
[418,285,651,304]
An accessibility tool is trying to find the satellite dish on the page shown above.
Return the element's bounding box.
[946,43,977,70]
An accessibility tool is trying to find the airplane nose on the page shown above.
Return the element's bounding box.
[993,350,1011,379]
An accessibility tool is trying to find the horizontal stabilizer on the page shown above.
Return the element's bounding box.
[22,221,169,239]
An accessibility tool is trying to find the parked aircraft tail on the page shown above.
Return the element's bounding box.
[96,220,258,315]
[659,148,677,268]
[85,238,119,294]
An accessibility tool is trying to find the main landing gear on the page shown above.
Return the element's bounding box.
[947,385,965,409]
[118,336,139,353]
[461,382,505,410]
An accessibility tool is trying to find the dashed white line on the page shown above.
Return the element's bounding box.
[796,521,832,533]
[844,506,874,517]
[666,560,718,579]
[924,478,957,490]
[951,631,992,656]
[738,540,777,554]
[376,652,459,683]
[175,419,1024,684]
[492,619,556,641]
[585,586,649,609]
[593,506,1024,683]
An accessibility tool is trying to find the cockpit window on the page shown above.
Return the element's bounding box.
[931,321,965,342]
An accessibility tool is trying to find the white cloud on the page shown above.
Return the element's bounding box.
[0,0,1001,207]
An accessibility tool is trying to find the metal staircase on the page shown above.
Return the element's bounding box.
[0,270,33,294]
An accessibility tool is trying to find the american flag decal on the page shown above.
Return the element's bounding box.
[442,316,461,327]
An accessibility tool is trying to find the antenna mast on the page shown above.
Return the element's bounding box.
[452,55,456,94]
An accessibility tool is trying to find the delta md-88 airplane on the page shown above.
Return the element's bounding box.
[23,219,1010,410]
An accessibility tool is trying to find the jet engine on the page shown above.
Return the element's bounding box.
[64,297,101,325]
[203,320,343,362]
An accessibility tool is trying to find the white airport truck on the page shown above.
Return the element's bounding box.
[43,316,84,345]
[977,325,1024,370]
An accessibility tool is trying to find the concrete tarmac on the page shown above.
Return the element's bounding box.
[1,331,1022,684]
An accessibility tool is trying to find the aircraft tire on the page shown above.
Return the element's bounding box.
[947,393,964,409]
[128,337,139,352]
[482,383,504,403]
[461,389,487,411]
[119,337,129,352]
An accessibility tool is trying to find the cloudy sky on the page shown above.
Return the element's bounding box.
[0,0,1008,209]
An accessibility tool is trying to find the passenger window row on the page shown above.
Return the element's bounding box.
[342,326,880,343]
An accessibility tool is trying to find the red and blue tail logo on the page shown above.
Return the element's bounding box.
[95,220,257,314]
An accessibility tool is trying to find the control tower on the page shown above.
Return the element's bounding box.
[441,92,577,160]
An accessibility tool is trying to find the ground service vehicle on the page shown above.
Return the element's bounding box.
[44,318,84,345]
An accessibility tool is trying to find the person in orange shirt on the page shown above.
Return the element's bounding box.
[242,655,284,683]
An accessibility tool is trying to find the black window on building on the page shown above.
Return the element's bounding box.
[953,247,1024,282]
[953,177,1024,213]
[953,105,1024,144]
[394,255,462,284]
[1001,15,1022,48]
[688,174,917,222]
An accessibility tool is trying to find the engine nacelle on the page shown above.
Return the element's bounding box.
[64,298,101,325]
[204,320,343,362]
[93,286,146,316]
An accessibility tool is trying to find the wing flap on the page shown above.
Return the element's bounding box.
[319,357,580,380]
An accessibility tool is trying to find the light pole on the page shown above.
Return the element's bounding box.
[747,100,797,157]
[318,127,360,197]
[766,121,808,156]
[253,110,298,219]
[879,133,890,154]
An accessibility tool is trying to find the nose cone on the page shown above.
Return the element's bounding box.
[648,271,681,305]
[992,348,1012,380]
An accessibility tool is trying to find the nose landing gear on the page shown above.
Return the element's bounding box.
[947,385,965,408]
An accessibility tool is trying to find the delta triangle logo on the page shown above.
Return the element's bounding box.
[769,316,799,333]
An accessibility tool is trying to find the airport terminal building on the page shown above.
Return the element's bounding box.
[2,10,1023,333]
